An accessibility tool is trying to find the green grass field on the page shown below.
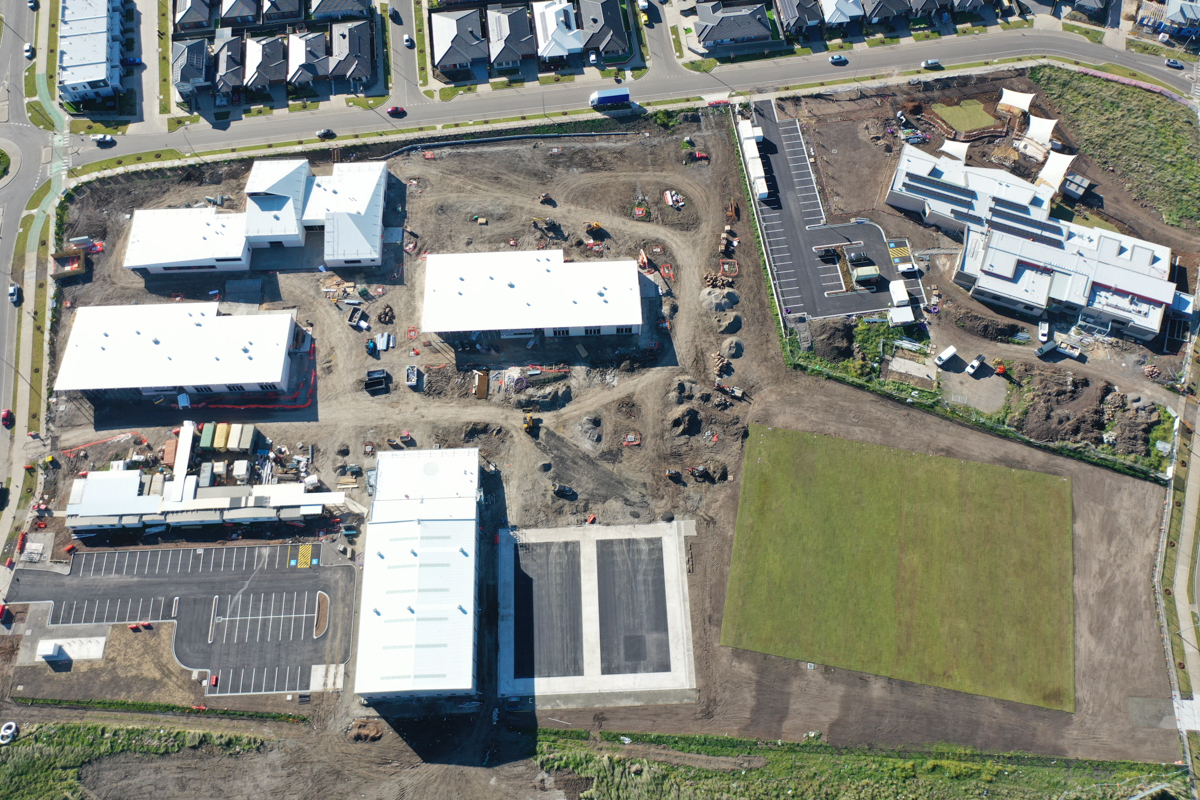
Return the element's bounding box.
[931,99,996,132]
[722,425,1075,710]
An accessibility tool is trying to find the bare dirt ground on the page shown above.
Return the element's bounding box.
[7,108,1178,797]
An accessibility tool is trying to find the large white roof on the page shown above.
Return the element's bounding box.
[355,448,480,698]
[999,88,1034,112]
[124,208,247,270]
[55,302,293,392]
[59,0,116,86]
[301,162,387,225]
[422,250,643,333]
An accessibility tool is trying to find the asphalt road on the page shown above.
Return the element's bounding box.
[8,544,356,695]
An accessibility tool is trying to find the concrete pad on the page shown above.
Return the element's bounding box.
[33,636,108,662]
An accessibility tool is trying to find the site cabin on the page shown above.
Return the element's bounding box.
[889,280,910,307]
[852,265,881,283]
[589,88,630,107]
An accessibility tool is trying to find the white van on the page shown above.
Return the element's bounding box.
[935,346,957,366]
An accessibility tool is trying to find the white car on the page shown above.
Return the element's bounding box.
[8,284,19,305]
[24,43,35,59]
[90,134,115,144]
[403,34,414,48]
[589,51,598,65]
[1038,319,1050,342]
[921,59,941,69]
[935,345,957,367]
[966,354,986,376]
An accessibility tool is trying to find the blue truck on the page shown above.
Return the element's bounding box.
[589,88,630,108]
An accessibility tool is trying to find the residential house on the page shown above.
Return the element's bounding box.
[220,0,257,25]
[773,0,822,37]
[531,0,584,59]
[213,36,244,94]
[57,0,124,103]
[580,0,629,58]
[310,0,370,20]
[863,0,908,22]
[906,0,940,21]
[175,0,213,29]
[260,0,301,22]
[950,0,986,11]
[172,39,211,98]
[1140,0,1200,35]
[487,5,536,70]
[1072,0,1105,14]
[288,31,330,84]
[244,35,287,88]
[431,8,488,72]
[819,0,863,26]
[694,2,773,47]
[329,19,373,82]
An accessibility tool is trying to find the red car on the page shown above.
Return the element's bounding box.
[386,106,405,117]
[1,409,12,428]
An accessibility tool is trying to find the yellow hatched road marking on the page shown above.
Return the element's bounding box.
[297,544,312,568]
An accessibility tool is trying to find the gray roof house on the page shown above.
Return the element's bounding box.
[329,20,373,81]
[431,8,488,72]
[260,0,301,22]
[907,0,939,18]
[580,0,628,56]
[288,31,330,85]
[220,0,257,25]
[951,0,986,10]
[213,36,244,94]
[487,5,536,69]
[310,0,370,20]
[172,40,211,96]
[694,2,773,47]
[864,0,909,20]
[1073,0,1105,11]
[174,0,213,30]
[773,0,822,33]
[245,35,287,87]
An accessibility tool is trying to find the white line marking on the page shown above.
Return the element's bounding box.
[103,599,110,623]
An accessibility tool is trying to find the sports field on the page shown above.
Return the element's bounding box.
[721,425,1075,710]
[931,99,996,132]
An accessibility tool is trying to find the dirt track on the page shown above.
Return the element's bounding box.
[21,110,1181,796]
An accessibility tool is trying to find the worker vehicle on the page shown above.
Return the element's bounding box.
[1166,58,1185,69]
[640,11,649,24]
[1038,319,1050,342]
[24,44,34,59]
[921,59,941,69]
[714,382,745,400]
[1035,340,1057,359]
[1,409,13,428]
[386,106,406,117]
[965,354,986,376]
[91,134,115,145]
[589,88,630,107]
[403,34,414,47]
[523,413,536,434]
[315,129,335,139]
[8,284,19,305]
[829,54,848,66]
[551,483,575,498]
[934,345,957,366]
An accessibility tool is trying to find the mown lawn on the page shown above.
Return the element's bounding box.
[721,425,1075,710]
[931,99,996,132]
[1030,65,1200,228]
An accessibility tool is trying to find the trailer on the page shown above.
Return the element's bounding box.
[406,365,419,388]
[1056,342,1082,359]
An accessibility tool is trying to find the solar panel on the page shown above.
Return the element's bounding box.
[905,172,978,199]
[952,210,986,226]
[988,220,1064,249]
[902,183,975,210]
[991,197,1031,215]
[989,207,1063,235]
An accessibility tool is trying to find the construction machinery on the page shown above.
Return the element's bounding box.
[665,469,682,481]
[523,413,536,434]
[715,382,746,400]
[687,465,711,481]
[585,222,602,233]
[538,193,552,204]
[552,483,575,498]
[726,198,739,222]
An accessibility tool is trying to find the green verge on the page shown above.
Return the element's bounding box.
[414,0,428,86]
[70,148,187,177]
[866,36,899,46]
[956,24,987,35]
[27,253,48,435]
[670,24,683,58]
[47,0,60,97]
[244,105,273,117]
[490,78,524,89]
[69,119,130,134]
[998,17,1032,29]
[0,149,9,180]
[25,101,55,131]
[24,181,52,212]
[0,722,262,800]
[438,84,477,100]
[1029,65,1200,227]
[1164,448,1192,698]
[1093,61,1176,90]
[157,0,170,114]
[15,696,308,722]
[912,30,940,40]
[345,95,389,109]
[166,114,200,132]
[722,425,1076,711]
[1127,38,1199,61]
[288,101,321,111]
[536,729,1187,799]
[1063,22,1105,44]
[23,65,35,99]
[682,58,717,72]
[379,3,392,89]
[537,73,574,84]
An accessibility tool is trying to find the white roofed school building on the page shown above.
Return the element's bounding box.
[421,249,643,340]
[886,144,1190,341]
[124,158,388,274]
[54,302,301,405]
[354,448,481,703]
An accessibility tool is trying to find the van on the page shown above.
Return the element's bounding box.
[846,250,870,264]
[889,280,909,307]
[934,346,957,366]
[921,59,941,69]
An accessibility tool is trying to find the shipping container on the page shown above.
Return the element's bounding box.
[227,424,244,452]
[214,423,230,452]
[239,425,256,452]
[199,423,216,450]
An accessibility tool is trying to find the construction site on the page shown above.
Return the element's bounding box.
[0,72,1195,795]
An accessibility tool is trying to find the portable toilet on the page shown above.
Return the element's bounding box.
[213,423,230,452]
[227,424,244,452]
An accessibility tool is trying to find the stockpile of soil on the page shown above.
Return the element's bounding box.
[1016,370,1111,445]
[810,318,855,361]
[945,305,1024,342]
[1107,406,1160,456]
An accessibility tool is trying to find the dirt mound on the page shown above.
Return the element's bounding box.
[700,288,740,312]
[951,308,1024,342]
[1017,373,1111,445]
[715,312,742,333]
[668,407,702,437]
[665,376,699,406]
[347,720,385,742]
[1106,406,1159,456]
[810,318,855,361]
[720,337,744,359]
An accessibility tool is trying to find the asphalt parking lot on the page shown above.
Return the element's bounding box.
[752,101,927,322]
[8,544,355,696]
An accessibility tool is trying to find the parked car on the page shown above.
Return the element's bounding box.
[7,284,19,305]
[386,106,405,117]
[403,33,414,48]
[1165,58,1185,69]
[91,134,115,145]
[829,54,848,66]
[120,57,143,66]
[1038,319,1050,342]
[0,409,12,428]
[935,345,957,366]
[921,59,941,69]
[966,354,986,376]
[27,0,37,9]
[589,51,598,65]
[315,129,335,139]
[637,0,648,8]
[24,43,34,59]
[640,11,649,24]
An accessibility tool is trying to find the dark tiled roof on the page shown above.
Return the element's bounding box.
[907,0,939,16]
[432,8,488,69]
[863,0,908,17]
[172,40,210,87]
[175,0,212,26]
[330,20,372,80]
[695,1,772,44]
[310,0,369,17]
[246,35,287,86]
[487,5,536,64]
[214,36,243,92]
[579,0,629,52]
[260,0,300,17]
[774,0,822,29]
